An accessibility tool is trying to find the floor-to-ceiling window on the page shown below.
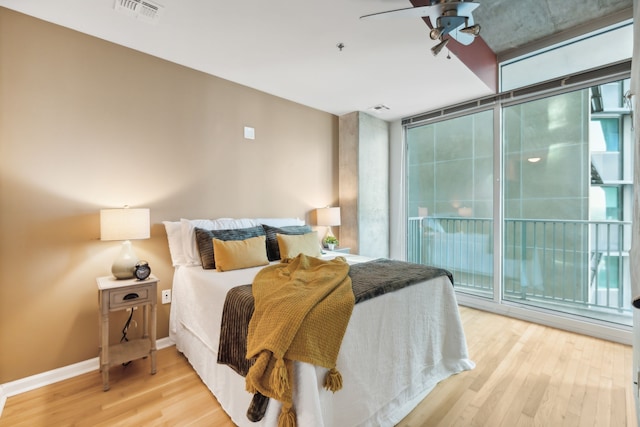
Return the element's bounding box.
[405,75,634,329]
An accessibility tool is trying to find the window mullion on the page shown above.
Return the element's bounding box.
[493,103,503,303]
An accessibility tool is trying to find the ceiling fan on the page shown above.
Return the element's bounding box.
[360,0,482,56]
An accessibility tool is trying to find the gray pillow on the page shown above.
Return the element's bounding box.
[262,224,312,261]
[195,226,266,269]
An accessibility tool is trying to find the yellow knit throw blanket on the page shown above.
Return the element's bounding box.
[245,254,354,427]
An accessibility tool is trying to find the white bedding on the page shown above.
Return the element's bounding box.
[169,252,474,426]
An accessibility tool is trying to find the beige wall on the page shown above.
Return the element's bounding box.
[0,8,339,383]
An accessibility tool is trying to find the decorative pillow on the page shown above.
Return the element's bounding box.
[181,218,258,265]
[163,221,186,266]
[213,236,269,272]
[262,224,312,261]
[276,232,322,259]
[195,225,266,269]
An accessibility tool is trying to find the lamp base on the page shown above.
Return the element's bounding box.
[111,240,139,280]
[324,226,335,240]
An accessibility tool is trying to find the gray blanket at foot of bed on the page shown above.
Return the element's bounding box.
[217,259,453,376]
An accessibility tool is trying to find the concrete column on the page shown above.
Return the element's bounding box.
[339,112,389,258]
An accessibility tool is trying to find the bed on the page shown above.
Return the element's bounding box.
[164,217,474,427]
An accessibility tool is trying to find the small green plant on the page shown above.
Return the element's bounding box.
[324,236,339,246]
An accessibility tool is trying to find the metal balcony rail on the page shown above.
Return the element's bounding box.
[408,216,632,319]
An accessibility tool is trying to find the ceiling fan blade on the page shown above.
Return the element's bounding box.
[359,5,435,20]
[360,1,479,21]
[455,2,480,15]
[361,1,481,47]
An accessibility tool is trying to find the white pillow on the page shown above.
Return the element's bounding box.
[180,218,259,265]
[214,218,258,228]
[255,218,305,227]
[163,221,186,266]
[180,219,215,266]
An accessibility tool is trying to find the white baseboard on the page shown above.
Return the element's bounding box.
[0,337,174,418]
[456,294,632,345]
[0,387,5,420]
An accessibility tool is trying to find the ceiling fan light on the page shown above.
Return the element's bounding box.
[431,38,450,56]
[460,24,481,36]
[429,27,443,40]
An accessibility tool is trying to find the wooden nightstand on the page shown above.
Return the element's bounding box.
[97,275,158,391]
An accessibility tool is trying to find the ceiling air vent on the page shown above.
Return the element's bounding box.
[114,0,164,23]
[369,104,390,113]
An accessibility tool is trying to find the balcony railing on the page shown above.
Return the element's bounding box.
[408,216,632,324]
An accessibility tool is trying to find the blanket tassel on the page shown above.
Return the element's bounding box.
[324,368,343,392]
[278,404,296,427]
[270,358,289,398]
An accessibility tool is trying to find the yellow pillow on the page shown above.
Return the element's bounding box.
[276,232,321,259]
[212,235,269,272]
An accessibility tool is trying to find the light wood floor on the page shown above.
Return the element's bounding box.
[0,307,635,426]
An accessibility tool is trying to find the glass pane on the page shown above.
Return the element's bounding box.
[596,256,620,290]
[407,109,493,298]
[592,118,620,152]
[500,24,632,91]
[600,81,625,110]
[602,187,621,220]
[502,81,632,325]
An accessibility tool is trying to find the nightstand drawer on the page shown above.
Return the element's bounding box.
[109,284,153,309]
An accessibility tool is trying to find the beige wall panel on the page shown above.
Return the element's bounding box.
[0,8,338,382]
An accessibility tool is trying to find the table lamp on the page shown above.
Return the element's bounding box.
[100,207,150,279]
[316,206,341,240]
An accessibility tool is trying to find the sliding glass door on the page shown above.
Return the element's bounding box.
[406,77,634,327]
[502,90,591,314]
[502,80,633,324]
[406,109,494,298]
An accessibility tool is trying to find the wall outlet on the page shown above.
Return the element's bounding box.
[161,289,171,304]
[244,126,255,140]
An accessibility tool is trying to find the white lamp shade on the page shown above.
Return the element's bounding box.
[100,208,150,241]
[316,207,341,226]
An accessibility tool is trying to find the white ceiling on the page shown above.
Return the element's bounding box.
[0,0,632,122]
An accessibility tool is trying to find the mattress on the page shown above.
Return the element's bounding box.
[169,253,474,426]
